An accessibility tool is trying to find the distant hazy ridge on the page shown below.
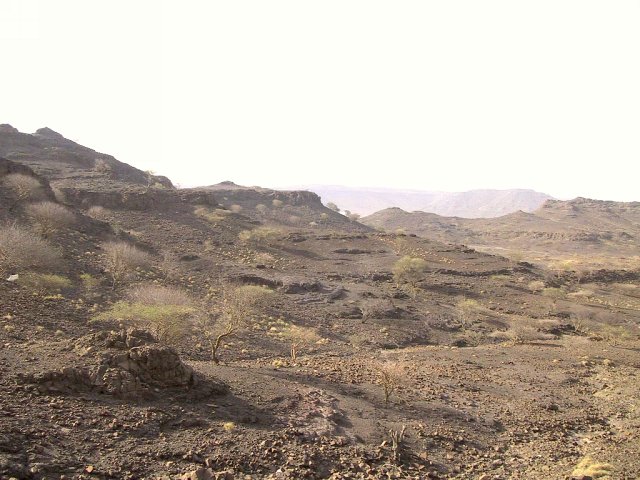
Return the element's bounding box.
[297,185,553,218]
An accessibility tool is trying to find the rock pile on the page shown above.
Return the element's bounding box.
[18,329,201,398]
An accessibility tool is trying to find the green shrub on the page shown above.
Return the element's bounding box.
[238,227,281,245]
[392,256,428,288]
[94,285,195,344]
[194,206,230,223]
[80,273,100,290]
[19,273,72,292]
[542,287,566,299]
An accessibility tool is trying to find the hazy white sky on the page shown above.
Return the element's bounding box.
[2,1,639,201]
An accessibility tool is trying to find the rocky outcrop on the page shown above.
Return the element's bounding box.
[18,329,222,399]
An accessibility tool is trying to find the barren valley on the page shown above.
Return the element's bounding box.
[1,125,639,480]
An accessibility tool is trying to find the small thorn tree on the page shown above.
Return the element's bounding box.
[201,285,274,364]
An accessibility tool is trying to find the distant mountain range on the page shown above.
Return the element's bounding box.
[362,198,640,270]
[294,185,553,218]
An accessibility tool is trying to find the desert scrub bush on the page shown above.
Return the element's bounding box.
[102,241,152,288]
[528,280,545,292]
[345,211,361,221]
[326,202,339,212]
[507,250,524,263]
[392,256,428,289]
[599,324,635,346]
[456,297,484,327]
[18,273,72,293]
[94,285,195,344]
[93,158,113,173]
[194,206,230,223]
[542,287,566,299]
[371,360,406,406]
[238,227,281,245]
[80,273,100,291]
[26,201,75,237]
[255,203,268,214]
[159,250,181,281]
[571,456,612,479]
[229,204,243,213]
[271,199,283,207]
[86,205,110,220]
[254,252,276,264]
[0,223,62,273]
[2,173,43,209]
[51,187,67,204]
[388,425,407,464]
[362,299,398,322]
[503,317,553,344]
[198,285,275,364]
[282,324,321,362]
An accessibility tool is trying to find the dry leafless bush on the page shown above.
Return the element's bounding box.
[362,299,398,322]
[2,173,43,208]
[51,187,67,204]
[194,206,230,224]
[456,297,483,328]
[198,284,275,364]
[131,284,193,306]
[528,280,546,292]
[501,317,554,344]
[238,227,281,245]
[389,425,407,464]
[371,360,406,406]
[26,201,75,237]
[0,223,62,274]
[93,159,112,173]
[282,324,321,362]
[102,241,152,287]
[253,252,276,266]
[87,205,110,220]
[159,250,181,281]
